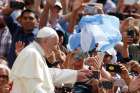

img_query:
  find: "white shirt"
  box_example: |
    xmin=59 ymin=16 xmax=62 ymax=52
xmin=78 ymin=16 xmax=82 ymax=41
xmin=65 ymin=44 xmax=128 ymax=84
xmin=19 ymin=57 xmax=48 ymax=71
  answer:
xmin=10 ymin=41 xmax=77 ymax=93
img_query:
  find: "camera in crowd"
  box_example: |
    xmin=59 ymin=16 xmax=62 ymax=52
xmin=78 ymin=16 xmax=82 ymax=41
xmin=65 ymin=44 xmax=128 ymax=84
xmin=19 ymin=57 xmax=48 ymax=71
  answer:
xmin=126 ymin=26 xmax=139 ymax=44
xmin=127 ymin=28 xmax=136 ymax=38
xmin=106 ymin=64 xmax=122 ymax=73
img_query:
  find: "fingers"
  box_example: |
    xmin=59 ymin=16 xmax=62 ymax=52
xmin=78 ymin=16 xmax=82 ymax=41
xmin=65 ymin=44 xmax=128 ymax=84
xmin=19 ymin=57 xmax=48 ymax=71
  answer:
xmin=94 ymin=56 xmax=100 ymax=69
xmin=15 ymin=41 xmax=25 ymax=55
xmin=119 ymin=64 xmax=129 ymax=76
xmin=86 ymin=56 xmax=101 ymax=70
xmin=120 ymin=64 xmax=126 ymax=71
xmin=77 ymin=69 xmax=93 ymax=82
xmin=16 ymin=41 xmax=25 ymax=47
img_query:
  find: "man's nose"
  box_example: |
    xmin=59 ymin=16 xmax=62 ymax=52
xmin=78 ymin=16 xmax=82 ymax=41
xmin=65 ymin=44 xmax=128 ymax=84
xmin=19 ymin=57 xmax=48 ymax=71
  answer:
xmin=25 ymin=18 xmax=31 ymax=22
xmin=0 ymin=77 xmax=5 ymax=82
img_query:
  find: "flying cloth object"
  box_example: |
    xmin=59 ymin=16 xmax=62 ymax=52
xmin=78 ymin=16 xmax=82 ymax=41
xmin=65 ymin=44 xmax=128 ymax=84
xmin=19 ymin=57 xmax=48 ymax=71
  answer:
xmin=67 ymin=33 xmax=81 ymax=51
xmin=79 ymin=14 xmax=122 ymax=52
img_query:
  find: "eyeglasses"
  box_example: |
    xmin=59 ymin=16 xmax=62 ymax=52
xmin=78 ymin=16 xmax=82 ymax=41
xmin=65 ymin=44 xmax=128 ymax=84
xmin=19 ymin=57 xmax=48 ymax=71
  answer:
xmin=0 ymin=75 xmax=9 ymax=81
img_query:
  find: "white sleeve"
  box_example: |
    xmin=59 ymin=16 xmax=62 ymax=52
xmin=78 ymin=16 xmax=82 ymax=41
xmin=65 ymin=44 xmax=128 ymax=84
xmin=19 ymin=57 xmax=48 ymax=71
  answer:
xmin=11 ymin=49 xmax=54 ymax=93
xmin=49 ymin=68 xmax=77 ymax=85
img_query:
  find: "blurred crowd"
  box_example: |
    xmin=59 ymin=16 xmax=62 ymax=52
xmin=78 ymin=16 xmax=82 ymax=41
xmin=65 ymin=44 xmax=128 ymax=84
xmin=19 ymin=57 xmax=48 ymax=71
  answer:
xmin=0 ymin=0 xmax=140 ymax=93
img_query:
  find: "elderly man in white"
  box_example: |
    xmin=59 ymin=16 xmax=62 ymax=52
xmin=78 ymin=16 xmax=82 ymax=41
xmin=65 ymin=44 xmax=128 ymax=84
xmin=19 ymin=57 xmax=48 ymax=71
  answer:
xmin=10 ymin=27 xmax=92 ymax=93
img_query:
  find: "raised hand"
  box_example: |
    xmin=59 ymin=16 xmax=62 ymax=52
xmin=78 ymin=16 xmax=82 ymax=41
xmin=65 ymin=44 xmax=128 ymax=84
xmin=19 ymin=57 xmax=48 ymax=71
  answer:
xmin=119 ymin=64 xmax=129 ymax=79
xmin=119 ymin=64 xmax=131 ymax=85
xmin=15 ymin=41 xmax=25 ymax=55
xmin=77 ymin=69 xmax=92 ymax=82
xmin=86 ymin=55 xmax=103 ymax=70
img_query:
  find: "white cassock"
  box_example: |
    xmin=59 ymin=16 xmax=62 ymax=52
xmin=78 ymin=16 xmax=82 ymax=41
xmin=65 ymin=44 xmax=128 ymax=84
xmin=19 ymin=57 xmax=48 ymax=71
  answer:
xmin=10 ymin=41 xmax=77 ymax=93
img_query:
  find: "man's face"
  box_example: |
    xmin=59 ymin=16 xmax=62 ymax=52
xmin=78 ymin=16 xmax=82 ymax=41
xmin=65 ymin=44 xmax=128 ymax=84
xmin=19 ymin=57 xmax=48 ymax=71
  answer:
xmin=20 ymin=12 xmax=37 ymax=32
xmin=52 ymin=6 xmax=61 ymax=15
xmin=68 ymin=52 xmax=84 ymax=70
xmin=103 ymin=53 xmax=112 ymax=64
xmin=42 ymin=36 xmax=59 ymax=57
xmin=73 ymin=59 xmax=84 ymax=70
xmin=59 ymin=36 xmax=64 ymax=45
xmin=0 ymin=68 xmax=8 ymax=86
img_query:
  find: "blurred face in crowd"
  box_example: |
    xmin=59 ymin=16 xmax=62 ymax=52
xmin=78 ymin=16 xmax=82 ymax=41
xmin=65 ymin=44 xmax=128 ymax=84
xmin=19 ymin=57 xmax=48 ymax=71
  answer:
xmin=24 ymin=0 xmax=34 ymax=9
xmin=103 ymin=53 xmax=112 ymax=64
xmin=120 ymin=17 xmax=140 ymax=44
xmin=52 ymin=6 xmax=61 ymax=16
xmin=57 ymin=31 xmax=64 ymax=46
xmin=125 ymin=27 xmax=140 ymax=45
xmin=0 ymin=67 xmax=10 ymax=93
xmin=41 ymin=35 xmax=59 ymax=58
xmin=0 ymin=15 xmax=6 ymax=29
xmin=0 ymin=68 xmax=9 ymax=87
xmin=68 ymin=52 xmax=84 ymax=70
xmin=59 ymin=35 xmax=64 ymax=45
xmin=73 ymin=59 xmax=84 ymax=70
xmin=20 ymin=12 xmax=37 ymax=32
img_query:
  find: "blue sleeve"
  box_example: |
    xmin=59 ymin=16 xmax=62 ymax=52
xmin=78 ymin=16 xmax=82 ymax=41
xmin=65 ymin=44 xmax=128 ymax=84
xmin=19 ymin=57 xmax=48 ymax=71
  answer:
xmin=4 ymin=16 xmax=19 ymax=36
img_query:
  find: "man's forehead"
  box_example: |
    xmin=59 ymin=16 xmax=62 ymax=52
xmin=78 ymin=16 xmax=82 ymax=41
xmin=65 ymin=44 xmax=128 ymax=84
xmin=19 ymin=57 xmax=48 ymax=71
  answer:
xmin=22 ymin=12 xmax=36 ymax=17
xmin=0 ymin=68 xmax=8 ymax=75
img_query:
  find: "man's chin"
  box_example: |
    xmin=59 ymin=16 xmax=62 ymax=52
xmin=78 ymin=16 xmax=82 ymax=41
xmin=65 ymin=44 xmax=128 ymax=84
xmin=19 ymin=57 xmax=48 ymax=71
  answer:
xmin=127 ymin=42 xmax=133 ymax=45
xmin=24 ymin=29 xmax=34 ymax=33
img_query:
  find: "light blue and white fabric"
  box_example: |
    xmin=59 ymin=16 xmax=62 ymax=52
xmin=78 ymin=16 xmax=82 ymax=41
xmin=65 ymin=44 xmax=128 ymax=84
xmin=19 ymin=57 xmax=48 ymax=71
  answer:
xmin=67 ymin=33 xmax=81 ymax=51
xmin=79 ymin=14 xmax=122 ymax=52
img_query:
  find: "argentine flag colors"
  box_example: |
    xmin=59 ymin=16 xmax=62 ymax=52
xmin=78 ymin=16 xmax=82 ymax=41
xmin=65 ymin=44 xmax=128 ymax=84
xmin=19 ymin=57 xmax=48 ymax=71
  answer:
xmin=68 ymin=14 xmax=122 ymax=52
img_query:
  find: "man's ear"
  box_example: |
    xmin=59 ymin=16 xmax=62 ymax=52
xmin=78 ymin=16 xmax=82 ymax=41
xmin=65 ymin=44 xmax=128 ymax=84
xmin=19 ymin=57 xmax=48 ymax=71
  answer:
xmin=34 ymin=18 xmax=39 ymax=28
xmin=16 ymin=15 xmax=22 ymax=23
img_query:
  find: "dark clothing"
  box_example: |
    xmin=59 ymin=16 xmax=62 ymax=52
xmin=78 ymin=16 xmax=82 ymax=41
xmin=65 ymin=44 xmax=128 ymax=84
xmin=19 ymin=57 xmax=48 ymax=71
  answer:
xmin=5 ymin=16 xmax=36 ymax=68
xmin=0 ymin=27 xmax=11 ymax=58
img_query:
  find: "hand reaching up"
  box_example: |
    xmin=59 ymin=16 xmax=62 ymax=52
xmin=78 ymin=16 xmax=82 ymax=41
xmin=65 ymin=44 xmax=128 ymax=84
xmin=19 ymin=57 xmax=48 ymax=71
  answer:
xmin=15 ymin=41 xmax=25 ymax=55
xmin=77 ymin=69 xmax=93 ymax=82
